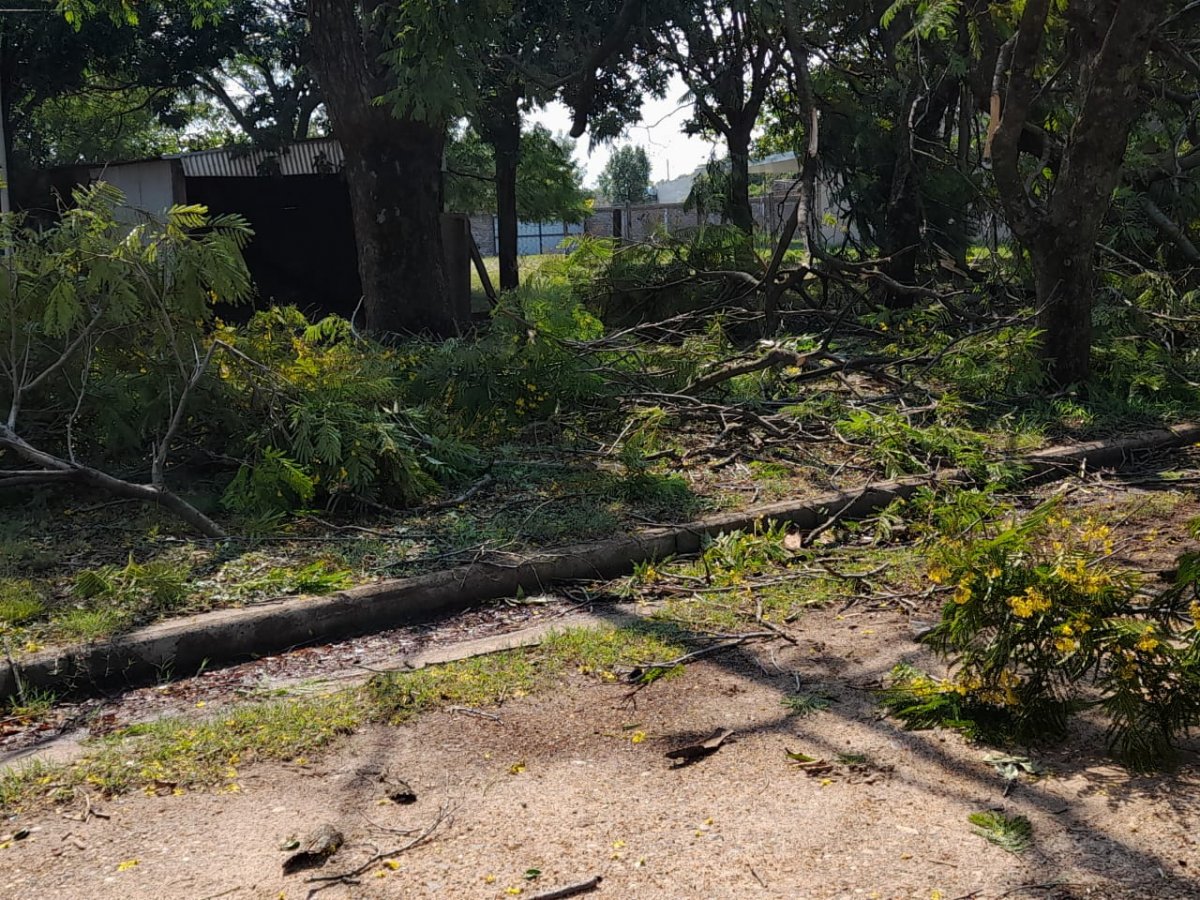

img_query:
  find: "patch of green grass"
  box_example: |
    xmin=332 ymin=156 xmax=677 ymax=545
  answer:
xmin=3 ymin=686 xmax=57 ymax=719
xmin=781 ymin=691 xmax=833 ymax=716
xmin=619 ymin=472 xmax=702 ymax=521
xmin=497 ymin=498 xmax=621 ymax=544
xmin=53 ymin=607 xmax=131 ymax=643
xmin=0 ymin=580 xmax=45 ymax=625
xmin=1 ymin=694 xmax=360 ymax=810
xmin=366 ymin=624 xmax=686 ymax=722
xmin=968 ymin=810 xmax=1033 ymax=854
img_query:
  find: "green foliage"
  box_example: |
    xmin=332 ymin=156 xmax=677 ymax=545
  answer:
xmin=217 ymin=307 xmax=474 ymax=514
xmin=73 ymin=554 xmax=191 ymax=612
xmin=702 ymin=523 xmax=792 ymax=583
xmin=967 ymin=810 xmax=1033 ymax=854
xmin=446 ymin=124 xmax=591 ymax=223
xmin=0 ymin=581 xmax=46 ymax=626
xmin=598 ymin=144 xmax=652 ymax=206
xmin=781 ymin=691 xmax=832 ymax=717
xmin=896 ymin=504 xmax=1200 ymax=769
xmin=836 ymin=409 xmax=1000 ymax=480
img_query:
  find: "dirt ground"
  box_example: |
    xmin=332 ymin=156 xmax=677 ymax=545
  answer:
xmin=2 ymin=599 xmax=1198 ymax=900
xmin=4 ymin=461 xmax=1200 ymax=900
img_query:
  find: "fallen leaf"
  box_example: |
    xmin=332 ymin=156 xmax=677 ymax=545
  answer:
xmin=117 ymin=859 xmax=139 ymax=872
xmin=509 ymin=761 xmax=526 ymax=775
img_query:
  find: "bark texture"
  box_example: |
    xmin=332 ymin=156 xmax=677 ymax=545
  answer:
xmin=308 ymin=0 xmax=459 ymax=337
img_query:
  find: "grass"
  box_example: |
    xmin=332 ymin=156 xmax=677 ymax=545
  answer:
xmin=0 ymin=580 xmax=45 ymax=625
xmin=0 ymin=624 xmax=686 ymax=812
xmin=781 ymin=691 xmax=833 ymax=717
xmin=470 ymin=253 xmax=559 ymax=309
xmin=968 ymin=810 xmax=1034 ymax=854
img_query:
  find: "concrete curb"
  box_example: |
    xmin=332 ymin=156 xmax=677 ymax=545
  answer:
xmin=4 ymin=422 xmax=1197 ymax=701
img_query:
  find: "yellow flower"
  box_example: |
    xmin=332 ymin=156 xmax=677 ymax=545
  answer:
xmin=1189 ymin=600 xmax=1200 ymax=628
xmin=1054 ymin=636 xmax=1078 ymax=654
xmin=928 ymin=564 xmax=951 ymax=585
xmin=1008 ymin=586 xmax=1051 ymax=618
xmin=953 ymin=582 xmax=973 ymax=605
xmin=1135 ymin=633 xmax=1160 ymax=654
xmin=985 ymin=565 xmax=1002 ymax=580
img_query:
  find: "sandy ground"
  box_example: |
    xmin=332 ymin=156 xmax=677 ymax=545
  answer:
xmin=2 ymin=600 xmax=1197 ymax=900
xmin=3 ymin=462 xmax=1200 ymax=900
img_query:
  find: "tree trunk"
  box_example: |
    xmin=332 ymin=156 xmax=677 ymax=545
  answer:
xmin=308 ymin=0 xmax=458 ymax=337
xmin=727 ymin=127 xmax=755 ymax=234
xmin=991 ymin=0 xmax=1164 ymax=386
xmin=1032 ymin=240 xmax=1094 ymax=387
xmin=481 ymin=91 xmax=522 ymax=292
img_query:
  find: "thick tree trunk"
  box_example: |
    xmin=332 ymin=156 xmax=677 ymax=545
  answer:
xmin=727 ymin=127 xmax=755 ymax=235
xmin=308 ymin=0 xmax=458 ymax=337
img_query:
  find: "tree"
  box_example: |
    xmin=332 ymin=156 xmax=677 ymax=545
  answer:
xmin=306 ymin=0 xmax=462 ymax=337
xmin=1 ymin=1 xmax=244 ymax=192
xmin=446 ymin=125 xmax=590 ymax=226
xmin=989 ymin=0 xmax=1166 ymax=386
xmin=191 ymin=0 xmax=326 ymax=149
xmin=657 ymin=0 xmax=782 ymax=233
xmin=466 ymin=0 xmax=669 ymax=290
xmin=599 ymin=144 xmax=652 ymax=206
xmin=0 ymin=184 xmax=252 ymax=537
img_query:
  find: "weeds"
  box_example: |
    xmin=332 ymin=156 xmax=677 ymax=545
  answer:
xmin=968 ymin=811 xmax=1033 ymax=854
xmin=781 ymin=692 xmax=832 ymax=716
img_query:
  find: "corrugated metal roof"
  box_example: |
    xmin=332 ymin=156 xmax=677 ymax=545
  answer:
xmin=170 ymin=138 xmax=345 ymax=178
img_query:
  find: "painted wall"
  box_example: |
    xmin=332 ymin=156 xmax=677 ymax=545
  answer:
xmin=87 ymin=160 xmax=183 ymax=224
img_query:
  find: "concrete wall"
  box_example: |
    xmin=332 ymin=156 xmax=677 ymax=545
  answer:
xmin=584 ymin=179 xmax=855 ymax=248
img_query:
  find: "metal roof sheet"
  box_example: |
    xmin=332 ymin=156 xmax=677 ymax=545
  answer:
xmin=171 ymin=138 xmax=345 ymax=178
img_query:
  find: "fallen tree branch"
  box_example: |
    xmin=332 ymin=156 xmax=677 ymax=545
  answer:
xmin=527 ymin=876 xmax=603 ymax=900
xmin=684 ymin=347 xmax=812 ymax=394
xmin=0 ymin=422 xmax=226 ymax=538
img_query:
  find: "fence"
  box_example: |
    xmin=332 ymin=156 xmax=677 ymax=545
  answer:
xmin=467 ymin=216 xmax=584 ymax=257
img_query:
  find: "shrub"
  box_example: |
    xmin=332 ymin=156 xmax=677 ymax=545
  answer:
xmin=216 ymin=307 xmax=477 ymax=516
xmin=889 ymin=502 xmax=1200 ymax=769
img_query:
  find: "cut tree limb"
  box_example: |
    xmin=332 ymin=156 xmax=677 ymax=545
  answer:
xmin=0 ymin=423 xmax=226 ymax=538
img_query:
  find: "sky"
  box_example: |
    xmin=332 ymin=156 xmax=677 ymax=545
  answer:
xmin=527 ymin=74 xmax=721 ymax=188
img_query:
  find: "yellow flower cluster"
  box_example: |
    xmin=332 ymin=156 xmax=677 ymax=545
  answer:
xmin=1190 ymin=601 xmax=1200 ymax=629
xmin=1052 ymin=557 xmax=1112 ymax=596
xmin=1053 ymin=623 xmax=1079 ymax=653
xmin=958 ymin=669 xmax=1022 ymax=707
xmin=1008 ymin=586 xmax=1052 ymax=618
xmin=928 ymin=563 xmax=951 ymax=585
xmin=1135 ymin=632 xmax=1160 ymax=654
xmin=953 ymin=573 xmax=975 ymax=605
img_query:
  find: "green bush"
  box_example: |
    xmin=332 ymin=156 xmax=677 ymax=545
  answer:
xmin=889 ymin=502 xmax=1200 ymax=769
xmin=216 ymin=307 xmax=477 ymax=516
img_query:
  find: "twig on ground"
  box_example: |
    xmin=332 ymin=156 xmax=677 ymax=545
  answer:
xmin=304 ymin=805 xmax=452 ymax=894
xmin=416 ymin=474 xmax=496 ymax=513
xmin=625 ymin=633 xmax=776 ymax=688
xmin=527 ymin=875 xmax=603 ymax=900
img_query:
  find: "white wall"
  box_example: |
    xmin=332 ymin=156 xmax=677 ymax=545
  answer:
xmin=87 ymin=160 xmax=181 ymax=224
